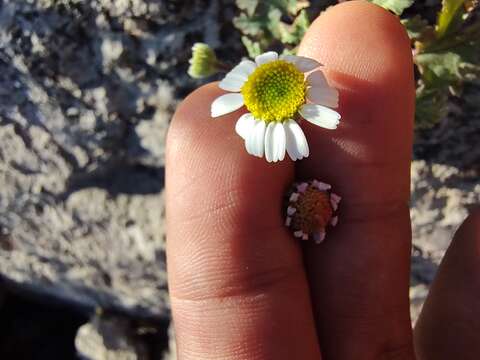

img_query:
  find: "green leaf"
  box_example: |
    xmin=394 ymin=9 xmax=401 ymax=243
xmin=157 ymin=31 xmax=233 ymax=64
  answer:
xmin=241 ymin=36 xmax=262 ymax=58
xmin=415 ymin=86 xmax=449 ymax=129
xmin=233 ymin=13 xmax=264 ymax=36
xmin=279 ymin=9 xmax=310 ymax=44
xmin=266 ymin=7 xmax=283 ymax=39
xmin=415 ymin=86 xmax=449 ymax=128
xmin=436 ymin=0 xmax=466 ymax=39
xmin=401 ymin=15 xmax=434 ymax=42
xmin=265 ymin=0 xmax=309 ymax=16
xmin=368 ymin=0 xmax=414 ymax=16
xmin=281 ymin=47 xmax=299 ymax=56
xmin=416 ymin=52 xmax=463 ymax=86
xmin=236 ymin=0 xmax=259 ymax=16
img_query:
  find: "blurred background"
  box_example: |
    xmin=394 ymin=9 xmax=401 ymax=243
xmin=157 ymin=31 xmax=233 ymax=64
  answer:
xmin=0 ymin=0 xmax=478 ymax=359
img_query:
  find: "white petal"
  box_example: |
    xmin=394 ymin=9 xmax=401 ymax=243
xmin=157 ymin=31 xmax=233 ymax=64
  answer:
xmin=330 ymin=198 xmax=338 ymax=211
xmin=224 ymin=72 xmax=248 ymax=82
xmin=294 ymin=231 xmax=304 ymax=238
xmin=297 ymin=182 xmax=308 ymax=193
xmin=219 ymin=74 xmax=247 ymax=92
xmin=285 ymin=217 xmax=291 ymax=226
xmin=211 ymin=93 xmax=244 ymax=117
xmin=299 ymin=104 xmax=341 ymax=130
xmin=284 ymin=120 xmax=309 ymax=161
xmin=235 ymin=113 xmax=255 ymax=139
xmin=330 ymin=216 xmax=338 ymax=227
xmin=272 ymin=122 xmax=286 ymax=162
xmin=264 ymin=122 xmax=276 ymax=162
xmin=230 ymin=60 xmax=257 ymax=79
xmin=306 ymin=71 xmax=329 ymax=87
xmin=280 ymin=54 xmax=321 ymax=72
xmin=312 ymin=180 xmax=331 ymax=191
xmin=307 ymin=87 xmax=339 ymax=108
xmin=255 ymin=51 xmax=278 ymax=66
xmin=313 ymin=231 xmax=326 ymax=244
xmin=331 ymin=193 xmax=342 ymax=203
xmin=246 ymin=120 xmax=266 ymax=157
xmin=289 ymin=192 xmax=299 ymax=202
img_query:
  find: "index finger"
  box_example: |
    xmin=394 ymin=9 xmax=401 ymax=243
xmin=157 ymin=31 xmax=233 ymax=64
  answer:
xmin=166 ymin=84 xmax=321 ymax=359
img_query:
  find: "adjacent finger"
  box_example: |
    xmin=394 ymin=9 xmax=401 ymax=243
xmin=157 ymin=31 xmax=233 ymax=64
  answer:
xmin=297 ymin=1 xmax=415 ymax=359
xmin=166 ymin=84 xmax=321 ymax=359
xmin=414 ymin=209 xmax=480 ymax=360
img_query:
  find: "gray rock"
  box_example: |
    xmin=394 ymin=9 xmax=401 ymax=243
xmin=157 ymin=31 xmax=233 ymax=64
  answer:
xmin=409 ymin=88 xmax=480 ymax=322
xmin=163 ymin=323 xmax=177 ymax=360
xmin=75 ymin=314 xmax=149 ymax=360
xmin=409 ymin=284 xmax=429 ymax=324
xmin=0 ymin=0 xmax=237 ymax=320
xmin=411 ymin=160 xmax=480 ymax=260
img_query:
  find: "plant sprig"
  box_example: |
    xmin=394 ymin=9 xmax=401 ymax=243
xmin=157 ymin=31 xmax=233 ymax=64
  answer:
xmin=233 ymin=0 xmax=313 ymax=57
xmin=188 ymin=0 xmax=480 ymax=130
xmin=403 ymin=0 xmax=480 ymax=128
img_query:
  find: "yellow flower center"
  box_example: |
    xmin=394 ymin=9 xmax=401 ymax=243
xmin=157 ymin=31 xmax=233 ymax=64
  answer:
xmin=241 ymin=60 xmax=306 ymax=123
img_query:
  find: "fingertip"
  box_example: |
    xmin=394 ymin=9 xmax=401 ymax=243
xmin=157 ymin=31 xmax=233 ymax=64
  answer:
xmin=166 ymin=85 xmax=319 ymax=360
xmin=301 ymin=1 xmax=412 ymax=84
xmin=167 ymin=83 xmax=232 ymax=165
xmin=167 ymin=82 xmax=293 ymax=208
xmin=297 ymin=0 xmax=415 ymax=205
xmin=166 ymin=82 xmax=296 ymax=287
xmin=300 ymin=4 xmax=412 ymax=208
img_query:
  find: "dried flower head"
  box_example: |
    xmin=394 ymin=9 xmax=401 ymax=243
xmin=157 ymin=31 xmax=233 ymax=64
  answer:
xmin=285 ymin=180 xmax=340 ymax=243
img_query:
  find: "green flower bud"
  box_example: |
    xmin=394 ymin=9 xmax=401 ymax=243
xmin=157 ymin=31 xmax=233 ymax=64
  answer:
xmin=188 ymin=43 xmax=219 ymax=79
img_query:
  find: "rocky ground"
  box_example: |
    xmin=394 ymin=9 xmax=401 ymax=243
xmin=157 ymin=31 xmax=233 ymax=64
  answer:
xmin=0 ymin=0 xmax=478 ymax=359
xmin=410 ymin=88 xmax=480 ymax=320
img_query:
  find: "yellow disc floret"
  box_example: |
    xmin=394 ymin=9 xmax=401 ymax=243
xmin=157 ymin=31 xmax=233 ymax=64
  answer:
xmin=241 ymin=60 xmax=306 ymax=123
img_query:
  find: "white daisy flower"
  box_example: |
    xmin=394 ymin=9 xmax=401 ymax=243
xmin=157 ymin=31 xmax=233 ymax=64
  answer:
xmin=210 ymin=51 xmax=341 ymax=163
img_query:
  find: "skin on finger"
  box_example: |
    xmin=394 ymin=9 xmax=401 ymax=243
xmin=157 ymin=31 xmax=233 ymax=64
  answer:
xmin=414 ymin=209 xmax=480 ymax=360
xmin=297 ymin=1 xmax=415 ymax=359
xmin=166 ymin=84 xmax=321 ymax=359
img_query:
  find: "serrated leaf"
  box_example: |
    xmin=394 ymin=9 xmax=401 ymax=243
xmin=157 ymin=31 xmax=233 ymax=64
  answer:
xmin=241 ymin=36 xmax=262 ymax=58
xmin=266 ymin=7 xmax=283 ymax=38
xmin=281 ymin=47 xmax=298 ymax=56
xmin=285 ymin=0 xmax=310 ymax=14
xmin=436 ymin=0 xmax=466 ymax=39
xmin=233 ymin=13 xmax=264 ymax=36
xmin=236 ymin=0 xmax=259 ymax=16
xmin=279 ymin=9 xmax=310 ymax=44
xmin=401 ymin=15 xmax=434 ymax=42
xmin=415 ymin=86 xmax=449 ymax=129
xmin=368 ymin=0 xmax=414 ymax=16
xmin=416 ymin=52 xmax=463 ymax=86
xmin=293 ymin=0 xmax=311 ymax=14
xmin=269 ymin=0 xmax=295 ymax=15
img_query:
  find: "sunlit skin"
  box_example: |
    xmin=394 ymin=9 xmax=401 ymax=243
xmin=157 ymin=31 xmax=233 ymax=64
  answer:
xmin=166 ymin=1 xmax=480 ymax=359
